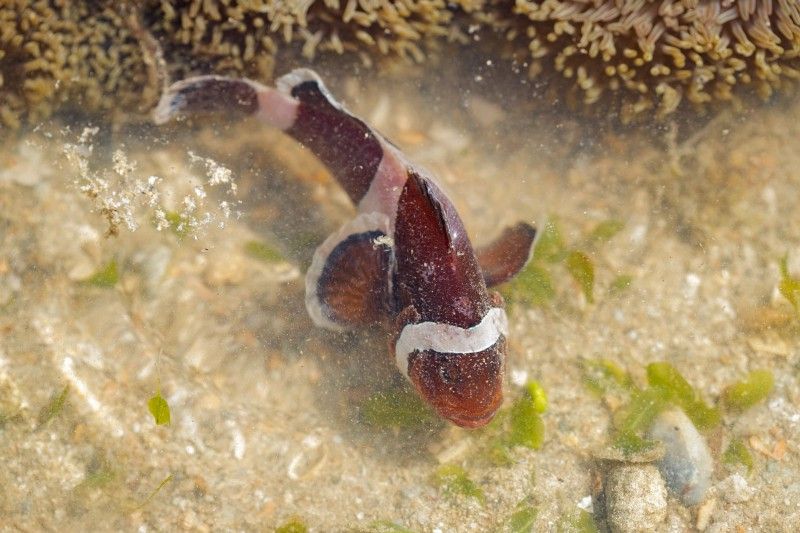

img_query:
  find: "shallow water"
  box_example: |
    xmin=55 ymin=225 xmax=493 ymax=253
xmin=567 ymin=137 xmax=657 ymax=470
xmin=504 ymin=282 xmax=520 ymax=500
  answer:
xmin=1 ymin=55 xmax=800 ymax=532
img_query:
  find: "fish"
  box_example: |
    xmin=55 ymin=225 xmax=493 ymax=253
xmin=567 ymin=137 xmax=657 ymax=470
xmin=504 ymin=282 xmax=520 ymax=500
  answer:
xmin=154 ymin=69 xmax=537 ymax=428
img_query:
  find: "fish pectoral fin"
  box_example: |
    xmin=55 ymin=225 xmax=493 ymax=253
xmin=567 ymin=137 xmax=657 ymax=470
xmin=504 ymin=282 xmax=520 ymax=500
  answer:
xmin=476 ymin=222 xmax=537 ymax=287
xmin=305 ymin=214 xmax=394 ymax=330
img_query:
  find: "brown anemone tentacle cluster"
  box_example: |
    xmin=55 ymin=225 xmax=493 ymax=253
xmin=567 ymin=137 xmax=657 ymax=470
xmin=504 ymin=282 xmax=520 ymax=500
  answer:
xmin=499 ymin=0 xmax=800 ymax=120
xmin=2 ymin=0 xmax=799 ymax=132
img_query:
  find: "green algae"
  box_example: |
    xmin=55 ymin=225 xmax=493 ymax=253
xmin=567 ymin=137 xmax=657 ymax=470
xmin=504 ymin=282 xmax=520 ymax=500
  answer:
xmin=612 ymin=387 xmax=666 ymax=454
xmin=722 ymin=370 xmax=774 ymax=412
xmin=245 ymin=240 xmax=285 ymax=263
xmin=557 ymin=510 xmax=600 ymax=533
xmin=587 ymin=219 xmax=624 ymax=244
xmin=508 ymin=382 xmax=547 ymax=450
xmin=609 ymin=274 xmax=633 ymax=294
xmin=502 ymin=218 xmax=625 ymax=306
xmin=434 ymin=464 xmax=485 ymax=503
xmin=502 ymin=263 xmax=556 ymax=306
xmin=275 ymin=517 xmax=308 ymax=533
xmin=163 ymin=210 xmax=191 ymax=239
xmin=581 ymin=359 xmax=634 ymax=396
xmin=566 ymin=251 xmax=595 ymax=303
xmin=36 ymin=384 xmax=70 ymax=428
xmin=147 ymin=392 xmax=171 ymax=426
xmin=130 ymin=473 xmax=174 ymax=513
xmin=535 ymin=220 xmax=567 ymax=263
xmin=83 ymin=260 xmax=119 ymax=288
xmin=496 ymin=499 xmax=538 ymax=533
xmin=723 ymin=438 xmax=754 ymax=473
xmin=646 ymin=362 xmax=720 ymax=430
xmin=367 ymin=520 xmax=418 ymax=533
xmin=360 ymin=387 xmax=438 ymax=430
xmin=779 ymin=255 xmax=800 ymax=315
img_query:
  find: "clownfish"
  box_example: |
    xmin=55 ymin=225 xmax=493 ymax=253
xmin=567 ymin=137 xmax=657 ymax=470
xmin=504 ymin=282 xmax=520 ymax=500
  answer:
xmin=154 ymin=69 xmax=537 ymax=428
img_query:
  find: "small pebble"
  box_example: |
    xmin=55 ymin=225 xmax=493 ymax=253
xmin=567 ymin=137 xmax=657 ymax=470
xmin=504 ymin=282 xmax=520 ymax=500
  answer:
xmin=696 ymin=497 xmax=716 ymax=531
xmin=718 ymin=473 xmax=755 ymax=503
xmin=647 ymin=408 xmax=713 ymax=505
xmin=605 ymin=464 xmax=668 ymax=533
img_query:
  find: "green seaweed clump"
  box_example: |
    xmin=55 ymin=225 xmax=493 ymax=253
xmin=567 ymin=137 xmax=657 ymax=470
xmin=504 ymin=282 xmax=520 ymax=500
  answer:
xmin=83 ymin=260 xmax=119 ymax=288
xmin=367 ymin=520 xmax=417 ymax=533
xmin=612 ymin=387 xmax=666 ymax=454
xmin=497 ymin=499 xmax=538 ymax=533
xmin=608 ymin=362 xmax=720 ymax=454
xmin=779 ymin=255 xmax=800 ymax=316
xmin=722 ymin=370 xmax=774 ymax=412
xmin=565 ymin=251 xmax=595 ymax=304
xmin=501 ymin=218 xmax=624 ymax=307
xmin=275 ymin=517 xmax=308 ymax=533
xmin=147 ymin=392 xmax=171 ymax=426
xmin=609 ymin=274 xmax=633 ymax=294
xmin=360 ymin=388 xmax=438 ymax=430
xmin=582 ymin=359 xmax=634 ymax=396
xmin=723 ymin=438 xmax=754 ymax=473
xmin=245 ymin=240 xmax=285 ymax=263
xmin=557 ymin=510 xmax=600 ymax=533
xmin=433 ymin=464 xmax=485 ymax=503
xmin=507 ymin=381 xmax=547 ymax=450
xmin=37 ymin=384 xmax=70 ymax=428
xmin=646 ymin=362 xmax=720 ymax=430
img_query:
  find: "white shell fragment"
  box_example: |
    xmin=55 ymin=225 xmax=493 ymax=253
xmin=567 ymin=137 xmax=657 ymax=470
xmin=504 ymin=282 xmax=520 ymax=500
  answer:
xmin=605 ymin=464 xmax=668 ymax=533
xmin=647 ymin=408 xmax=714 ymax=506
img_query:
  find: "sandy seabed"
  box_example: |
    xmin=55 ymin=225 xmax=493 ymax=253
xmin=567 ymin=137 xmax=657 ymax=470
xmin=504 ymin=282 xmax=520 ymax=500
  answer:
xmin=1 ymin=59 xmax=799 ymax=532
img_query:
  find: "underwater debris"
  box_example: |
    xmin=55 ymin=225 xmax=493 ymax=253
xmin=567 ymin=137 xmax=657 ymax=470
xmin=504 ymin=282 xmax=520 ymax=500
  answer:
xmin=4 ymin=0 xmax=800 ymax=133
xmin=130 ymin=473 xmax=174 ymax=513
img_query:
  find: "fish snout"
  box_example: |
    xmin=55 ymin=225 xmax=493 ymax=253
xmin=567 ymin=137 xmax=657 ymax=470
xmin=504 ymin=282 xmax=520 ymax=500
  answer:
xmin=407 ymin=339 xmax=505 ymax=428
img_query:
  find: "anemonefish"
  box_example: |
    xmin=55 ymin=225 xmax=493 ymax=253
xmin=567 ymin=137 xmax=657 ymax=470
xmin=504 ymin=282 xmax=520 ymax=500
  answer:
xmin=154 ymin=69 xmax=537 ymax=428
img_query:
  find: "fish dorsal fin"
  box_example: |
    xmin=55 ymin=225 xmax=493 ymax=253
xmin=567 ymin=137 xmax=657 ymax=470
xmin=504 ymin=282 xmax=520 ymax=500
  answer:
xmin=476 ymin=222 xmax=537 ymax=287
xmin=305 ymin=213 xmax=393 ymax=330
xmin=394 ymin=172 xmax=489 ymax=327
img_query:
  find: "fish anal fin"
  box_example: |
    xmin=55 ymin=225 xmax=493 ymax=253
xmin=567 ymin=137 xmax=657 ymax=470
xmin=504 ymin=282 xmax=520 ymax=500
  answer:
xmin=477 ymin=222 xmax=537 ymax=287
xmin=312 ymin=230 xmax=393 ymax=328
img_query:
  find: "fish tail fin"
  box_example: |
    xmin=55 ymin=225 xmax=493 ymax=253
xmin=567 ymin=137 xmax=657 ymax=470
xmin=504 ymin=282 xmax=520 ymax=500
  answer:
xmin=153 ymin=75 xmax=296 ymax=129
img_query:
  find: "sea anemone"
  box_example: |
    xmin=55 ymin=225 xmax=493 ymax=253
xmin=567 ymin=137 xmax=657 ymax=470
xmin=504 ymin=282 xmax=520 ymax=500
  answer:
xmin=2 ymin=0 xmax=799 ymax=132
xmin=491 ymin=0 xmax=800 ymax=121
xmin=0 ymin=1 xmax=149 ymax=130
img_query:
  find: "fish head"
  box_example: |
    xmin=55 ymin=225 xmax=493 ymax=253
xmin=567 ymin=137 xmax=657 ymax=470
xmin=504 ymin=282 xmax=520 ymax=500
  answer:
xmin=406 ymin=339 xmax=505 ymax=428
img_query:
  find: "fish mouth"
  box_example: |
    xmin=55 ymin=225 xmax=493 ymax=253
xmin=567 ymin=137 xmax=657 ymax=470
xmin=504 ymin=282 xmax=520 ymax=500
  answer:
xmin=445 ymin=409 xmax=499 ymax=429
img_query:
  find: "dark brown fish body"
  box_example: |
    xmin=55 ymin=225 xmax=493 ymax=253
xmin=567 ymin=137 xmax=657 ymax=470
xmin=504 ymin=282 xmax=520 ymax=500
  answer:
xmin=155 ymin=69 xmax=536 ymax=428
